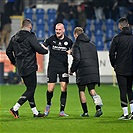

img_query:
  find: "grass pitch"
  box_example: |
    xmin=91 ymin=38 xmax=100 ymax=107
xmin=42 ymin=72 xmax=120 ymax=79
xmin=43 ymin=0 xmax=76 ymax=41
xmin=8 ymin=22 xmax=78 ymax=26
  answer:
xmin=0 ymin=84 xmax=133 ymax=133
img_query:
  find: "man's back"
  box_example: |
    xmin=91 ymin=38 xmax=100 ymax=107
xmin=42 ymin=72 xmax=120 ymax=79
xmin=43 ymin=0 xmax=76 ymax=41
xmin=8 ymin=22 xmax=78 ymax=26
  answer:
xmin=6 ymin=30 xmax=48 ymax=76
xmin=109 ymin=27 xmax=133 ymax=75
xmin=72 ymin=33 xmax=100 ymax=85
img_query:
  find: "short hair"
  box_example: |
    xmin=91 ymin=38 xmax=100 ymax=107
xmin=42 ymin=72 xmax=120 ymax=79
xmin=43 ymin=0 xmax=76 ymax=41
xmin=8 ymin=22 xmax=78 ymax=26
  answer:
xmin=74 ymin=27 xmax=84 ymax=35
xmin=22 ymin=18 xmax=32 ymax=28
xmin=118 ymin=17 xmax=128 ymax=27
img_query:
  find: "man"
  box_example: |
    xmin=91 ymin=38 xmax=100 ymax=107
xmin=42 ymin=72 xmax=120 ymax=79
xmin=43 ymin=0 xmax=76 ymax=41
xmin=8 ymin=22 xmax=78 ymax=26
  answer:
xmin=70 ymin=27 xmax=103 ymax=117
xmin=6 ymin=18 xmax=48 ymax=118
xmin=43 ymin=23 xmax=73 ymax=116
xmin=109 ymin=17 xmax=133 ymax=120
xmin=0 ymin=12 xmax=12 ymax=49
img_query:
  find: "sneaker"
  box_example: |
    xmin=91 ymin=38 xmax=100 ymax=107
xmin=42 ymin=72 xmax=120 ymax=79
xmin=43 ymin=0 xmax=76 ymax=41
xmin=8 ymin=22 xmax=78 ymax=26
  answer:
xmin=94 ymin=109 xmax=103 ymax=117
xmin=10 ymin=108 xmax=19 ymax=118
xmin=80 ymin=113 xmax=89 ymax=117
xmin=128 ymin=112 xmax=133 ymax=120
xmin=59 ymin=111 xmax=69 ymax=117
xmin=118 ymin=114 xmax=129 ymax=120
xmin=44 ymin=103 xmax=51 ymax=116
xmin=34 ymin=112 xmax=45 ymax=118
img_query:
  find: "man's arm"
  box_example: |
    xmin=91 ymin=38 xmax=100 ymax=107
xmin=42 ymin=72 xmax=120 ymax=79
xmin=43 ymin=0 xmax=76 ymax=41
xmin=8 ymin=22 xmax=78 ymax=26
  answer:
xmin=109 ymin=37 xmax=117 ymax=67
xmin=29 ymin=34 xmax=48 ymax=54
xmin=70 ymin=45 xmax=81 ymax=73
xmin=6 ymin=39 xmax=16 ymax=65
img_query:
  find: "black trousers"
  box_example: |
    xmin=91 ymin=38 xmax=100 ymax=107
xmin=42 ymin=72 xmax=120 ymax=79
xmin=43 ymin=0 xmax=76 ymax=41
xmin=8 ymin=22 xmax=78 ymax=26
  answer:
xmin=18 ymin=71 xmax=37 ymax=108
xmin=116 ymin=74 xmax=133 ymax=107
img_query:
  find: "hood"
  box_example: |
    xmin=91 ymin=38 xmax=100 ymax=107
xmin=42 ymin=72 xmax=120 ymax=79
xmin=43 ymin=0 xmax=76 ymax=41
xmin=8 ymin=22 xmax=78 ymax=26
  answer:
xmin=120 ymin=27 xmax=132 ymax=35
xmin=76 ymin=33 xmax=90 ymax=43
xmin=14 ymin=30 xmax=31 ymax=43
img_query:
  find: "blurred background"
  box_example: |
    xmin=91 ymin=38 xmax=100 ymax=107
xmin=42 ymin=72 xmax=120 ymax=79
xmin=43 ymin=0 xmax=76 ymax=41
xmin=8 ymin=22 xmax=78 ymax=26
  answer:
xmin=0 ymin=0 xmax=133 ymax=85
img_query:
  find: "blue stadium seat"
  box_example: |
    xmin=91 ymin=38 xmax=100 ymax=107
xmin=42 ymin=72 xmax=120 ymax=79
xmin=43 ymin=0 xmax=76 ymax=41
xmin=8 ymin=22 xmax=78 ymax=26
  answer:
xmin=95 ymin=36 xmax=104 ymax=50
xmin=86 ymin=19 xmax=91 ymax=26
xmin=47 ymin=8 xmax=56 ymax=23
xmin=85 ymin=19 xmax=92 ymax=37
xmin=106 ymin=41 xmax=111 ymax=50
xmin=106 ymin=29 xmax=115 ymax=39
xmin=93 ymin=19 xmax=103 ymax=31
xmin=69 ymin=19 xmax=76 ymax=41
xmin=63 ymin=19 xmax=69 ymax=36
xmin=36 ymin=29 xmax=45 ymax=39
xmin=36 ymin=24 xmax=45 ymax=39
xmin=46 ymin=8 xmax=56 ymax=37
xmin=36 ymin=18 xmax=45 ymax=25
xmin=105 ymin=19 xmax=114 ymax=25
xmin=24 ymin=8 xmax=33 ymax=20
xmin=86 ymin=19 xmax=91 ymax=30
xmin=105 ymin=19 xmax=114 ymax=31
xmin=85 ymin=29 xmax=92 ymax=38
xmin=47 ymin=23 xmax=55 ymax=37
xmin=94 ymin=29 xmax=103 ymax=37
xmin=36 ymin=8 xmax=45 ymax=20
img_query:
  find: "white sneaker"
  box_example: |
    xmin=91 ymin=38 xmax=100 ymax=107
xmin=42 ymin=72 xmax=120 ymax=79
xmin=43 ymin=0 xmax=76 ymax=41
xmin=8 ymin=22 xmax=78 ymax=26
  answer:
xmin=128 ymin=112 xmax=133 ymax=120
xmin=59 ymin=111 xmax=69 ymax=117
xmin=118 ymin=114 xmax=129 ymax=120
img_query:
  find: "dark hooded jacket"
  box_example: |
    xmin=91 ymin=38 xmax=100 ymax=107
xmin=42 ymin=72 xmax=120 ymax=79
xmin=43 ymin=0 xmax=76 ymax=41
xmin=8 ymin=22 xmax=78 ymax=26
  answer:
xmin=70 ymin=33 xmax=100 ymax=85
xmin=109 ymin=27 xmax=133 ymax=75
xmin=6 ymin=30 xmax=48 ymax=76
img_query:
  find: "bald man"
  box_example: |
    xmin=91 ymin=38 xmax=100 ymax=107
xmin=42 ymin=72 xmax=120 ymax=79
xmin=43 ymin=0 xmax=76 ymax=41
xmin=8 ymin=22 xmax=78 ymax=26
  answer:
xmin=43 ymin=23 xmax=73 ymax=116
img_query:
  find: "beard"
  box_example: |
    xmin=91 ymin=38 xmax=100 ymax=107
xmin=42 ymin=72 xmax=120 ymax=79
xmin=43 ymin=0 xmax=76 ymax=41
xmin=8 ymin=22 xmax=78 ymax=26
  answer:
xmin=56 ymin=33 xmax=64 ymax=39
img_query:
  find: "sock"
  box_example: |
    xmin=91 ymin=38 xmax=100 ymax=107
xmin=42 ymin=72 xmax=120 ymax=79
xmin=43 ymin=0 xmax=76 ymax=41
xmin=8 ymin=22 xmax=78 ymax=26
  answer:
xmin=122 ymin=107 xmax=128 ymax=116
xmin=81 ymin=103 xmax=88 ymax=113
xmin=29 ymin=101 xmax=36 ymax=108
xmin=60 ymin=91 xmax=67 ymax=112
xmin=13 ymin=103 xmax=21 ymax=111
xmin=47 ymin=90 xmax=53 ymax=105
xmin=96 ymin=105 xmax=101 ymax=111
xmin=31 ymin=107 xmax=39 ymax=115
xmin=130 ymin=103 xmax=133 ymax=113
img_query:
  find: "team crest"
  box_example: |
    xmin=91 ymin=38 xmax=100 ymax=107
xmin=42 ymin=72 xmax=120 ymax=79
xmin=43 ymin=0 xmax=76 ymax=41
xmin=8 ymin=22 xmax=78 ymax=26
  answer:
xmin=64 ymin=41 xmax=68 ymax=46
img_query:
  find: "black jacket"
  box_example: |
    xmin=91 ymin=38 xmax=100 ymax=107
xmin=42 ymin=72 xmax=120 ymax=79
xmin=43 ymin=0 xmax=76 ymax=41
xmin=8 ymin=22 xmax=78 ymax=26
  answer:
xmin=70 ymin=33 xmax=100 ymax=85
xmin=109 ymin=27 xmax=133 ymax=75
xmin=6 ymin=30 xmax=48 ymax=76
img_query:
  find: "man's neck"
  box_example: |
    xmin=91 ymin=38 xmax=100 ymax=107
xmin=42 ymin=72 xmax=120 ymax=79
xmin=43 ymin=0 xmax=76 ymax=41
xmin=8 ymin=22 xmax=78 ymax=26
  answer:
xmin=22 ymin=27 xmax=30 ymax=32
xmin=58 ymin=35 xmax=64 ymax=40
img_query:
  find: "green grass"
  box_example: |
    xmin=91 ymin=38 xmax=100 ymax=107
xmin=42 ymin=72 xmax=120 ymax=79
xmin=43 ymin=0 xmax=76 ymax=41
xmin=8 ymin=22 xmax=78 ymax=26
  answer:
xmin=0 ymin=84 xmax=133 ymax=133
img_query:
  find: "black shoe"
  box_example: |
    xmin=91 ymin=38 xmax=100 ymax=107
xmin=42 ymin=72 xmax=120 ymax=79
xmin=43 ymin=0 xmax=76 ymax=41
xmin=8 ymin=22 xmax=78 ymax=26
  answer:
xmin=80 ymin=113 xmax=89 ymax=117
xmin=34 ymin=112 xmax=45 ymax=118
xmin=94 ymin=109 xmax=103 ymax=117
xmin=118 ymin=114 xmax=129 ymax=120
xmin=129 ymin=112 xmax=133 ymax=120
xmin=10 ymin=108 xmax=19 ymax=118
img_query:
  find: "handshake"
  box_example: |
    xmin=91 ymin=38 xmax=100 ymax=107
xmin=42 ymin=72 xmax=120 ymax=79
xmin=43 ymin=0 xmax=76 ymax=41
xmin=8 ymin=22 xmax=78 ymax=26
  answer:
xmin=68 ymin=70 xmax=74 ymax=75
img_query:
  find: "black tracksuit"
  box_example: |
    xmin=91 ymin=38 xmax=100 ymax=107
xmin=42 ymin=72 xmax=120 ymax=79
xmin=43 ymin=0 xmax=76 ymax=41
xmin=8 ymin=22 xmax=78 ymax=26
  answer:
xmin=70 ymin=33 xmax=100 ymax=86
xmin=109 ymin=27 xmax=133 ymax=107
xmin=6 ymin=30 xmax=48 ymax=107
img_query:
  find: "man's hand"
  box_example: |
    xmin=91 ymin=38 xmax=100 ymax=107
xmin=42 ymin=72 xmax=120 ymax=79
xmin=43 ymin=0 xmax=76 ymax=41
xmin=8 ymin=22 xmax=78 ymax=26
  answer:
xmin=68 ymin=70 xmax=73 ymax=75
xmin=66 ymin=49 xmax=72 ymax=55
xmin=40 ymin=44 xmax=48 ymax=50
